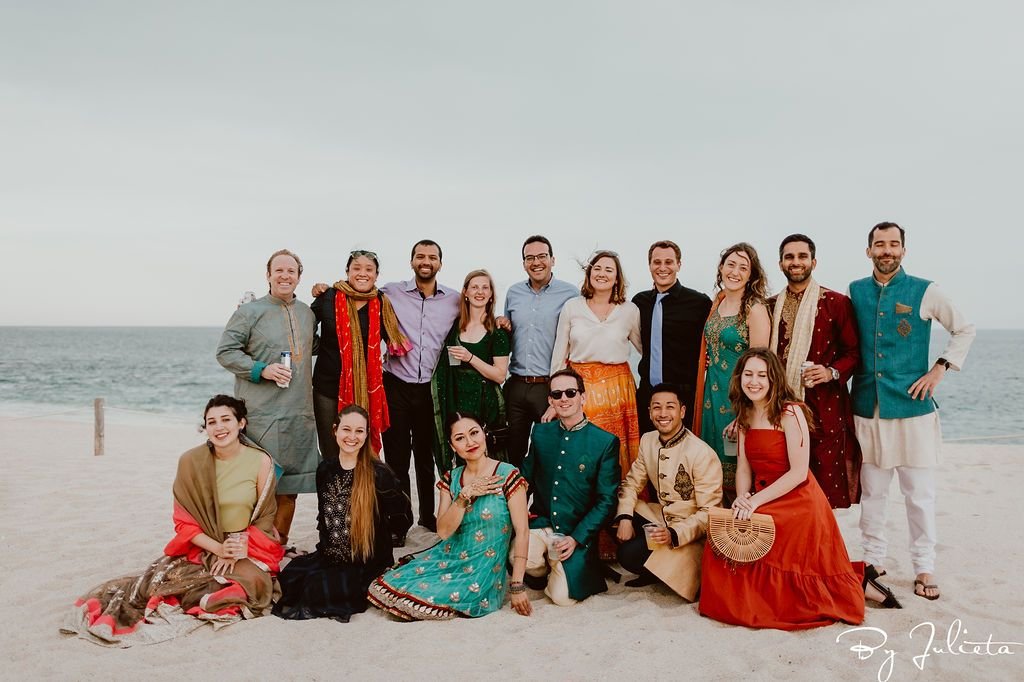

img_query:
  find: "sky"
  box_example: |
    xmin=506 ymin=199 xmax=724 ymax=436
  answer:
xmin=2 ymin=1 xmax=1022 ymax=328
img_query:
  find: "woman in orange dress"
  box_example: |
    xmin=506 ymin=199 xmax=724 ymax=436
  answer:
xmin=699 ymin=348 xmax=897 ymax=630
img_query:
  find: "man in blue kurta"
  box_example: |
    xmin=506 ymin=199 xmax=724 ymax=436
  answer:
xmin=521 ymin=369 xmax=620 ymax=605
xmin=849 ymin=222 xmax=975 ymax=602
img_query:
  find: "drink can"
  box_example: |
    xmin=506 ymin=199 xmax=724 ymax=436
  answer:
xmin=277 ymin=351 xmax=291 ymax=388
xmin=801 ymin=361 xmax=814 ymax=387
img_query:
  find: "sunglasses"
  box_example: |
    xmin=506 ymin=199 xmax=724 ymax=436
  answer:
xmin=350 ymin=249 xmax=378 ymax=259
xmin=548 ymin=388 xmax=580 ymax=399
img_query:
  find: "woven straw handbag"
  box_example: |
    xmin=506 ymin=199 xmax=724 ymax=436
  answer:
xmin=707 ymin=506 xmax=776 ymax=563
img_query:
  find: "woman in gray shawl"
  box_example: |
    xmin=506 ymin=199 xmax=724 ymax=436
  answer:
xmin=217 ymin=248 xmax=319 ymax=548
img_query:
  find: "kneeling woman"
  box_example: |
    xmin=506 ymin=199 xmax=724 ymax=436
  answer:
xmin=699 ymin=349 xmax=893 ymax=631
xmin=369 ymin=413 xmax=532 ymax=619
xmin=274 ymin=404 xmax=412 ymax=622
xmin=63 ymin=395 xmax=284 ymax=646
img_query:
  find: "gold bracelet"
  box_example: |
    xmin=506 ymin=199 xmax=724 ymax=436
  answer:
xmin=455 ymin=493 xmax=471 ymax=509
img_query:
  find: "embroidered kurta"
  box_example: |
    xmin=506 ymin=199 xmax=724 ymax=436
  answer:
xmin=768 ymin=286 xmax=862 ymax=507
xmin=615 ymin=429 xmax=723 ymax=600
xmin=522 ymin=419 xmax=620 ymax=601
xmin=217 ymin=294 xmax=319 ymax=494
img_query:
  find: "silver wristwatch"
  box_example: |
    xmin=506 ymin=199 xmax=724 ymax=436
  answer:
xmin=829 ymin=367 xmax=840 ymax=381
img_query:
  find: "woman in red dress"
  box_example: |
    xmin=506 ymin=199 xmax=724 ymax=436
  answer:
xmin=699 ymin=348 xmax=897 ymax=630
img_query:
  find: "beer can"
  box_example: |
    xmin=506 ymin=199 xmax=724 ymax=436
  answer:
xmin=277 ymin=351 xmax=291 ymax=388
xmin=801 ymin=361 xmax=814 ymax=387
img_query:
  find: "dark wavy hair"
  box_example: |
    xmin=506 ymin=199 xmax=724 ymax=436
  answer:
xmin=549 ymin=368 xmax=585 ymax=393
xmin=201 ymin=394 xmax=247 ymax=428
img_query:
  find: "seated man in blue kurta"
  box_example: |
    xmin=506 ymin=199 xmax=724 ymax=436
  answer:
xmin=521 ymin=368 xmax=621 ymax=605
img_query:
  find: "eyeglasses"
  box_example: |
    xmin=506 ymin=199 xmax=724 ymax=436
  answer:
xmin=523 ymin=253 xmax=550 ymax=263
xmin=350 ymin=250 xmax=378 ymax=259
xmin=548 ymin=388 xmax=580 ymax=399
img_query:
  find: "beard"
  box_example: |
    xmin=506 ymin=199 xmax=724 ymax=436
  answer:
xmin=784 ymin=268 xmax=811 ymax=284
xmin=414 ymin=266 xmax=438 ymax=282
xmin=872 ymin=255 xmax=902 ymax=275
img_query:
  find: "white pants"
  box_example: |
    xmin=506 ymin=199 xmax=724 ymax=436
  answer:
xmin=859 ymin=462 xmax=937 ymax=575
xmin=525 ymin=528 xmax=577 ymax=606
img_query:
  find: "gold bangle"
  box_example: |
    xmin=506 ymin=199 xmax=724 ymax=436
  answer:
xmin=455 ymin=493 xmax=471 ymax=509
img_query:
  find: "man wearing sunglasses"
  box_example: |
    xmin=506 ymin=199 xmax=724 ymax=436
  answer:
xmin=501 ymin=235 xmax=578 ymax=468
xmin=520 ymin=369 xmax=620 ymax=605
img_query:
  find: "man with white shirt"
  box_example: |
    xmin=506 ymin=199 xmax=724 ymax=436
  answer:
xmin=849 ymin=222 xmax=975 ymax=602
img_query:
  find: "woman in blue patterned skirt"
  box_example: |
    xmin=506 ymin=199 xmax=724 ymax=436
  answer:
xmin=368 ymin=413 xmax=532 ymax=619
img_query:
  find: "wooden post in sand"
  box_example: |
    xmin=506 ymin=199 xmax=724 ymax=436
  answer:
xmin=94 ymin=398 xmax=105 ymax=456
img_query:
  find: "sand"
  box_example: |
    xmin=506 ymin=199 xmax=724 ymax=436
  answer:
xmin=1 ymin=414 xmax=1021 ymax=681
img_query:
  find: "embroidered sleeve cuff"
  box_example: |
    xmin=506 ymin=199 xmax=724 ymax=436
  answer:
xmin=250 ymin=362 xmax=267 ymax=383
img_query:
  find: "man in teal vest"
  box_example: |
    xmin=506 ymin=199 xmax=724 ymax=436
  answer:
xmin=849 ymin=222 xmax=975 ymax=602
xmin=521 ymin=368 xmax=621 ymax=605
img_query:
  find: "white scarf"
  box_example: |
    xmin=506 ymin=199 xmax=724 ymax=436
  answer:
xmin=769 ymin=279 xmax=821 ymax=399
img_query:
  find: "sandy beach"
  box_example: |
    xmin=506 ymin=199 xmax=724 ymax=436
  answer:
xmin=2 ymin=415 xmax=1021 ymax=681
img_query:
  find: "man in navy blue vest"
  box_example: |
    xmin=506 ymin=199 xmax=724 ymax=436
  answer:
xmin=849 ymin=222 xmax=975 ymax=602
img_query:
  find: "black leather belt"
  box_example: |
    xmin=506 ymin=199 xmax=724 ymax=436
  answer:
xmin=511 ymin=375 xmax=549 ymax=384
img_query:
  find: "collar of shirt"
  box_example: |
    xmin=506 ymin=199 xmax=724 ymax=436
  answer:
xmin=658 ymin=427 xmax=688 ymax=448
xmin=398 ymin=278 xmax=454 ymax=297
xmin=652 ymin=280 xmax=684 ymax=298
xmin=872 ymin=267 xmax=907 ymax=288
xmin=558 ymin=416 xmax=589 ymax=433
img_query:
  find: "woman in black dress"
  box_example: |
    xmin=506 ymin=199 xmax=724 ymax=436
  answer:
xmin=273 ymin=404 xmax=412 ymax=622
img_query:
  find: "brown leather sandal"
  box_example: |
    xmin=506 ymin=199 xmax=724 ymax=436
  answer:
xmin=914 ymin=579 xmax=940 ymax=600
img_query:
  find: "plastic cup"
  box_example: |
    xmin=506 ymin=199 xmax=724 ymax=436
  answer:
xmin=547 ymin=532 xmax=566 ymax=561
xmin=227 ymin=531 xmax=249 ymax=559
xmin=643 ymin=523 xmax=663 ymax=550
xmin=448 ymin=346 xmax=462 ymax=366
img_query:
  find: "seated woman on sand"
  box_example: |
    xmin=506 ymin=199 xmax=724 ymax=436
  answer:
xmin=273 ymin=404 xmax=412 ymax=622
xmin=63 ymin=395 xmax=285 ymax=646
xmin=699 ymin=349 xmax=899 ymax=631
xmin=368 ymin=413 xmax=532 ymax=619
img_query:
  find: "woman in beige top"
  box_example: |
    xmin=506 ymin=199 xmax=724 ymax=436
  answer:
xmin=549 ymin=251 xmax=642 ymax=559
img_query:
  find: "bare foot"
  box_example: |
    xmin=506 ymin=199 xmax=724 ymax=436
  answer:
xmin=914 ymin=572 xmax=940 ymax=600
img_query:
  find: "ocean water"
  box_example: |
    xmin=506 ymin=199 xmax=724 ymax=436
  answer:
xmin=0 ymin=327 xmax=1021 ymax=443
